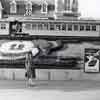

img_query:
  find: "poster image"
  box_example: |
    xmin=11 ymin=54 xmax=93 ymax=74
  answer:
xmin=84 ymin=48 xmax=100 ymax=73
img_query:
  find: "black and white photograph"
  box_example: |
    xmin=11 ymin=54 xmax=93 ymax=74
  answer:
xmin=0 ymin=0 xmax=100 ymax=100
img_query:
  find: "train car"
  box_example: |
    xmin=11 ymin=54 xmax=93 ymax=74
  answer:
xmin=21 ymin=19 xmax=100 ymax=37
xmin=0 ymin=0 xmax=99 ymax=38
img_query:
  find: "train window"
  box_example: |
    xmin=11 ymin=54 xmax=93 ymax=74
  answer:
xmin=80 ymin=25 xmax=84 ymax=31
xmin=50 ymin=24 xmax=54 ymax=30
xmin=25 ymin=23 xmax=31 ymax=30
xmin=43 ymin=23 xmax=48 ymax=30
xmin=74 ymin=25 xmax=78 ymax=31
xmin=92 ymin=25 xmax=96 ymax=31
xmin=86 ymin=25 xmax=90 ymax=31
xmin=32 ymin=24 xmax=37 ymax=30
xmin=25 ymin=1 xmax=32 ymax=16
xmin=68 ymin=24 xmax=72 ymax=31
xmin=55 ymin=24 xmax=61 ymax=30
xmin=1 ymin=24 xmax=6 ymax=29
xmin=38 ymin=23 xmax=43 ymax=30
xmin=10 ymin=1 xmax=17 ymax=13
xmin=41 ymin=1 xmax=48 ymax=14
xmin=62 ymin=24 xmax=66 ymax=31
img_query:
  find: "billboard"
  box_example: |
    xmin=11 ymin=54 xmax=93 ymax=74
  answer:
xmin=84 ymin=48 xmax=100 ymax=73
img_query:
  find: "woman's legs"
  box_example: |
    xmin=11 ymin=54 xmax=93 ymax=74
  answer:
xmin=25 ymin=53 xmax=36 ymax=86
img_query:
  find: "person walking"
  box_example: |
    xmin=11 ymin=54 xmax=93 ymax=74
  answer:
xmin=25 ymin=48 xmax=39 ymax=86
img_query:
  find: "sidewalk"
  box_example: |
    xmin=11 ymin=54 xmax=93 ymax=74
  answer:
xmin=0 ymin=80 xmax=99 ymax=100
xmin=0 ymin=80 xmax=100 ymax=92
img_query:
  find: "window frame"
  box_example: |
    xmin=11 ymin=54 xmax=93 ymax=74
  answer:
xmin=10 ymin=0 xmax=17 ymax=14
xmin=73 ymin=24 xmax=79 ymax=31
xmin=50 ymin=23 xmax=55 ymax=30
xmin=43 ymin=23 xmax=49 ymax=30
xmin=38 ymin=23 xmax=43 ymax=30
xmin=0 ymin=23 xmax=6 ymax=30
xmin=41 ymin=1 xmax=48 ymax=14
xmin=68 ymin=24 xmax=73 ymax=31
xmin=55 ymin=24 xmax=61 ymax=31
xmin=32 ymin=23 xmax=37 ymax=30
xmin=91 ymin=25 xmax=97 ymax=31
xmin=62 ymin=23 xmax=66 ymax=31
xmin=80 ymin=25 xmax=85 ymax=31
xmin=86 ymin=25 xmax=91 ymax=31
xmin=25 ymin=23 xmax=32 ymax=30
xmin=25 ymin=1 xmax=32 ymax=16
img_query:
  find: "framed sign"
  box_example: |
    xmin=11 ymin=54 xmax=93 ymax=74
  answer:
xmin=84 ymin=48 xmax=100 ymax=73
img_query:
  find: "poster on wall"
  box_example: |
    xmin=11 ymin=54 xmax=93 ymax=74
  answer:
xmin=84 ymin=48 xmax=100 ymax=73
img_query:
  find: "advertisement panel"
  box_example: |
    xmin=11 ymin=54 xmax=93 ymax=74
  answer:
xmin=84 ymin=48 xmax=100 ymax=73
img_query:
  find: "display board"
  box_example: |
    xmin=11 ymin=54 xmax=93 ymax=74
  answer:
xmin=84 ymin=48 xmax=100 ymax=73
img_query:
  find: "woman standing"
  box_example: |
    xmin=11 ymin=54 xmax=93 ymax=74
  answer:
xmin=25 ymin=48 xmax=39 ymax=86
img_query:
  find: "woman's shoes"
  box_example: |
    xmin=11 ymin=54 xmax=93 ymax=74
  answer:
xmin=28 ymin=78 xmax=36 ymax=86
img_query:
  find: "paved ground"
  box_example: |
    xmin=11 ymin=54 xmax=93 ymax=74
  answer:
xmin=0 ymin=80 xmax=99 ymax=100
